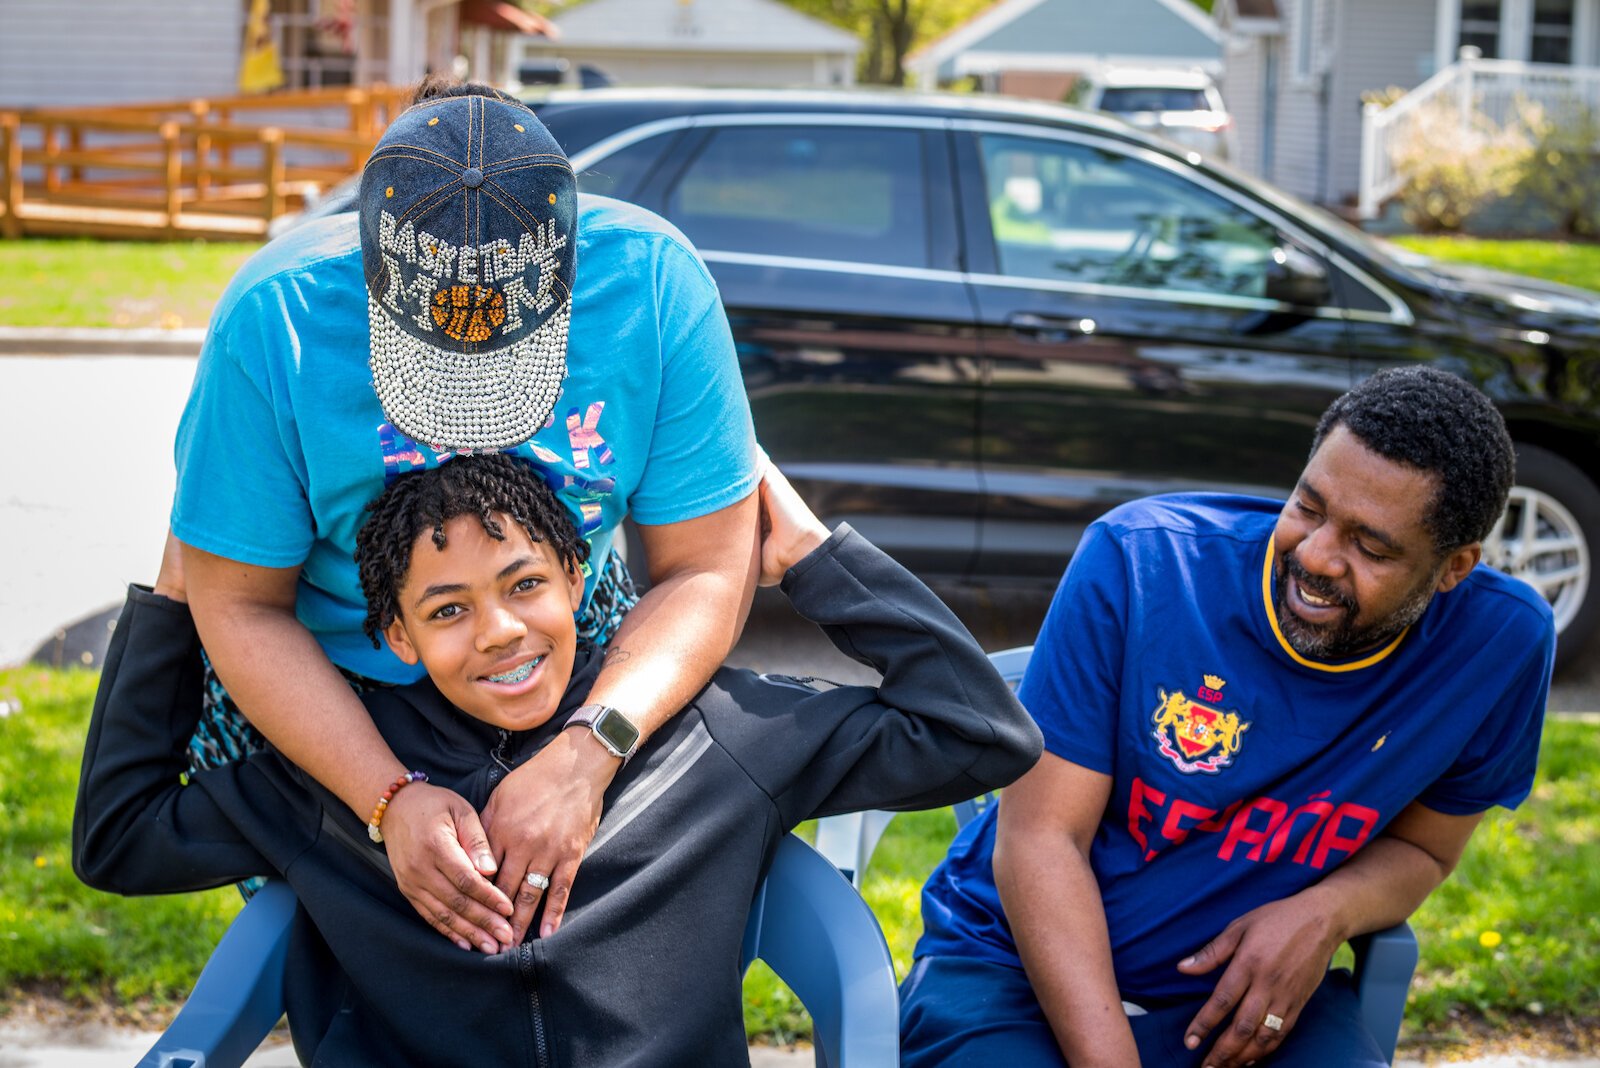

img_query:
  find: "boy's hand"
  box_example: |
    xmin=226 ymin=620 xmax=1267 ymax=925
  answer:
xmin=482 ymin=726 xmax=616 ymax=943
xmin=382 ymin=783 xmax=516 ymax=954
xmin=757 ymin=456 xmax=830 ymax=586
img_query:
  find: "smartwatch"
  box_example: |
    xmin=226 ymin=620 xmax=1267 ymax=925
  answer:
xmin=565 ymin=703 xmax=641 ymax=763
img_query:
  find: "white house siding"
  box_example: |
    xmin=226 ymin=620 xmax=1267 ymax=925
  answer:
xmin=552 ymin=51 xmax=848 ymax=87
xmin=1325 ymin=0 xmax=1435 ymax=204
xmin=1268 ymin=0 xmax=1336 ymax=200
xmin=1220 ymin=34 xmax=1269 ymax=174
xmin=0 ymin=0 xmax=243 ymax=107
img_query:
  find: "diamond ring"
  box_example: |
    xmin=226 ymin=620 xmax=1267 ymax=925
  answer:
xmin=525 ymin=871 xmax=551 ymax=890
xmin=1262 ymin=1013 xmax=1284 ymax=1032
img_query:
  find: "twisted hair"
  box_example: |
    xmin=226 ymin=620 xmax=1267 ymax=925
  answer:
xmin=1311 ymin=366 xmax=1514 ymax=553
xmin=409 ymin=75 xmax=533 ymax=113
xmin=355 ymin=454 xmax=590 ymax=648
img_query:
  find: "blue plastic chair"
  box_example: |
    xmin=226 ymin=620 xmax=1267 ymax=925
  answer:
xmin=137 ymin=834 xmax=898 ymax=1068
xmin=815 ymin=644 xmax=1419 ymax=1064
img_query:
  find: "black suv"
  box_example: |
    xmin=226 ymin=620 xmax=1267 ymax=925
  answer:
xmin=526 ymin=88 xmax=1600 ymax=668
xmin=268 ymin=88 xmax=1596 ymax=668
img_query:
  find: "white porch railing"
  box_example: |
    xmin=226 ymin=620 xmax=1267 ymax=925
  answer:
xmin=1358 ymin=48 xmax=1600 ymax=219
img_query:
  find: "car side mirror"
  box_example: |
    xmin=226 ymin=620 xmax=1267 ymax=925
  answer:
xmin=1263 ymin=245 xmax=1331 ymax=308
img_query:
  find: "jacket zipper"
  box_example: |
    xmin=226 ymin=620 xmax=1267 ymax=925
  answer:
xmin=518 ymin=942 xmax=552 ymax=1068
xmin=488 ymin=727 xmax=513 ymax=788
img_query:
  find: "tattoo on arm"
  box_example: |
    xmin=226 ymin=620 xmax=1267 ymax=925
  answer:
xmin=602 ymin=647 xmax=632 ymax=666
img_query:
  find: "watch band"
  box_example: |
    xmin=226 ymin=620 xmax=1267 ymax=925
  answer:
xmin=565 ymin=703 xmax=641 ymax=762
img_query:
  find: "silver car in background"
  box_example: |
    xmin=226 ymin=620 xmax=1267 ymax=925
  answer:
xmin=1071 ymin=67 xmax=1233 ymax=159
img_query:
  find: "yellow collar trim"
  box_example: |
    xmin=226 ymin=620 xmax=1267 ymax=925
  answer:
xmin=1259 ymin=533 xmax=1408 ymax=672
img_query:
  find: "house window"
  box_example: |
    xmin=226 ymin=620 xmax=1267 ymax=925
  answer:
xmin=1291 ymin=0 xmax=1318 ymax=81
xmin=1532 ymin=0 xmax=1575 ymax=63
xmin=1459 ymin=0 xmax=1501 ymax=58
xmin=262 ymin=0 xmax=370 ymax=89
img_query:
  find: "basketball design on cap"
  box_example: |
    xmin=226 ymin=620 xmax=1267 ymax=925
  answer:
xmin=432 ymin=285 xmax=508 ymax=343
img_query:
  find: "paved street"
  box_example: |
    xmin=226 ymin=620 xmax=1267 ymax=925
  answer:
xmin=0 ymin=355 xmax=193 ymax=669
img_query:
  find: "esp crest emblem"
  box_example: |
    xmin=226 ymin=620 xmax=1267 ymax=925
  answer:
xmin=1151 ymin=674 xmax=1249 ymax=774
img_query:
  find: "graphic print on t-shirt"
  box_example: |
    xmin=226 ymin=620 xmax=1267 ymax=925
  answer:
xmin=1150 ymin=673 xmax=1250 ymax=775
xmin=374 ymin=392 xmax=619 ymax=580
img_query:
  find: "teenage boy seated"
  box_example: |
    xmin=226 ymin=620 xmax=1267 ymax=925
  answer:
xmin=74 ymin=453 xmax=1042 ymax=1067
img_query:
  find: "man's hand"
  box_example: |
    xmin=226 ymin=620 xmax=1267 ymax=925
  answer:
xmin=757 ymin=457 xmax=830 ymax=587
xmin=1177 ymin=894 xmax=1342 ymax=1066
xmin=381 ymin=783 xmax=515 ymax=953
xmin=482 ymin=726 xmax=617 ymax=943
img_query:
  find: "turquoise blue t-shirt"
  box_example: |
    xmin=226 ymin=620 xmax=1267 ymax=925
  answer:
xmin=172 ymin=196 xmax=758 ymax=683
xmin=915 ymin=494 xmax=1553 ymax=1002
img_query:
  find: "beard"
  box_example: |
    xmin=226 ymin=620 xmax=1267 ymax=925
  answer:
xmin=1273 ymin=551 xmax=1438 ymax=659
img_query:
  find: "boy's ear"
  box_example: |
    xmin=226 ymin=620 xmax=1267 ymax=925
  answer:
xmin=567 ymin=560 xmax=586 ymax=612
xmin=384 ymin=616 xmax=421 ymax=666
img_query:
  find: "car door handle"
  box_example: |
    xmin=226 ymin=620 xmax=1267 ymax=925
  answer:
xmin=1009 ymin=313 xmax=1098 ymax=340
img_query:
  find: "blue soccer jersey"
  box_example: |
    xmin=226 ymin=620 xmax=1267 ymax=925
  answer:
xmin=915 ymin=494 xmax=1553 ymax=1002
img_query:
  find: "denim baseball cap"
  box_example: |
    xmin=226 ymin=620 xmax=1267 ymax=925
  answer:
xmin=359 ymin=90 xmax=577 ymax=451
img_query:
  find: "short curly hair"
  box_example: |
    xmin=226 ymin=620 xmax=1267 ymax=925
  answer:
xmin=355 ymin=454 xmax=590 ymax=648
xmin=1310 ymin=366 xmax=1513 ymax=553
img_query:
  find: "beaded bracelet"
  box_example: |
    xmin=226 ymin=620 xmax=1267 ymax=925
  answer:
xmin=367 ymin=770 xmax=429 ymax=843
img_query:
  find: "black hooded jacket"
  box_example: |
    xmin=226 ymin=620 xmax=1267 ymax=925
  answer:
xmin=74 ymin=526 xmax=1042 ymax=1067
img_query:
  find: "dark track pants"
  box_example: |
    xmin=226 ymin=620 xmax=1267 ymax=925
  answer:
xmin=900 ymin=955 xmax=1389 ymax=1067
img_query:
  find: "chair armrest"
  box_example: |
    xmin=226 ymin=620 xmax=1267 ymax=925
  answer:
xmin=136 ymin=880 xmax=296 ymax=1068
xmin=1348 ymin=920 xmax=1418 ymax=1065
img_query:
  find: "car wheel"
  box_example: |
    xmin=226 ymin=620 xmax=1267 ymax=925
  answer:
xmin=1481 ymin=444 xmax=1599 ymax=673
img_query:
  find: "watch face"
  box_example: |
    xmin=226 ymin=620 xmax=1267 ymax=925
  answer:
xmin=594 ymin=707 xmax=640 ymax=756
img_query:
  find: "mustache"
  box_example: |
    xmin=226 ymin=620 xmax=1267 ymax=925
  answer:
xmin=1282 ymin=552 xmax=1357 ymax=613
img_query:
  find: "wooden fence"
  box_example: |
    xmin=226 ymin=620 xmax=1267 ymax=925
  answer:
xmin=0 ymin=84 xmax=411 ymax=241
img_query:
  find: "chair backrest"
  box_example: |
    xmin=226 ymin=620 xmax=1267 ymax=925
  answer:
xmin=137 ymin=879 xmax=296 ymax=1068
xmin=741 ymin=836 xmax=900 ymax=1068
xmin=818 ymin=645 xmax=1032 ymax=880
xmin=139 ymin=835 xmax=898 ymax=1068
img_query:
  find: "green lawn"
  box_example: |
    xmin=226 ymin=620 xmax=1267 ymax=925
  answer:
xmin=1390 ymin=235 xmax=1600 ymax=293
xmin=0 ymin=239 xmax=256 ymax=330
xmin=3 ymin=234 xmax=1599 ymax=333
xmin=4 ymin=662 xmax=1596 ymax=1046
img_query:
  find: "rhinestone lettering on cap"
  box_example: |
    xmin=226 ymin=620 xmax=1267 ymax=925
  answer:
xmin=359 ymin=94 xmax=577 ymax=452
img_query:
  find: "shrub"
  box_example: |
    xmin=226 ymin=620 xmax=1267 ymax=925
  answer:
xmin=1388 ymin=95 xmax=1533 ymax=233
xmin=1514 ymin=99 xmax=1600 ymax=238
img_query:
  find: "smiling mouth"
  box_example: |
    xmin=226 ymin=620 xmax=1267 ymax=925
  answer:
xmin=1281 ymin=552 xmax=1354 ymax=617
xmin=485 ymin=656 xmax=543 ymax=684
xmin=1296 ymin=583 xmax=1337 ymax=608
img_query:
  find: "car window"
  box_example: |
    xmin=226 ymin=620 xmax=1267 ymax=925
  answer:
xmin=978 ymin=134 xmax=1280 ymax=300
xmin=575 ymin=131 xmax=677 ymax=200
xmin=664 ymin=125 xmax=928 ymax=268
xmin=1098 ymin=88 xmax=1212 ymax=113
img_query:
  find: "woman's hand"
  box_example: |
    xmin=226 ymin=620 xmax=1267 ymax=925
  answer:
xmin=381 ymin=782 xmax=516 ymax=953
xmin=757 ymin=455 xmax=831 ymax=587
xmin=482 ymin=727 xmax=617 ymax=943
